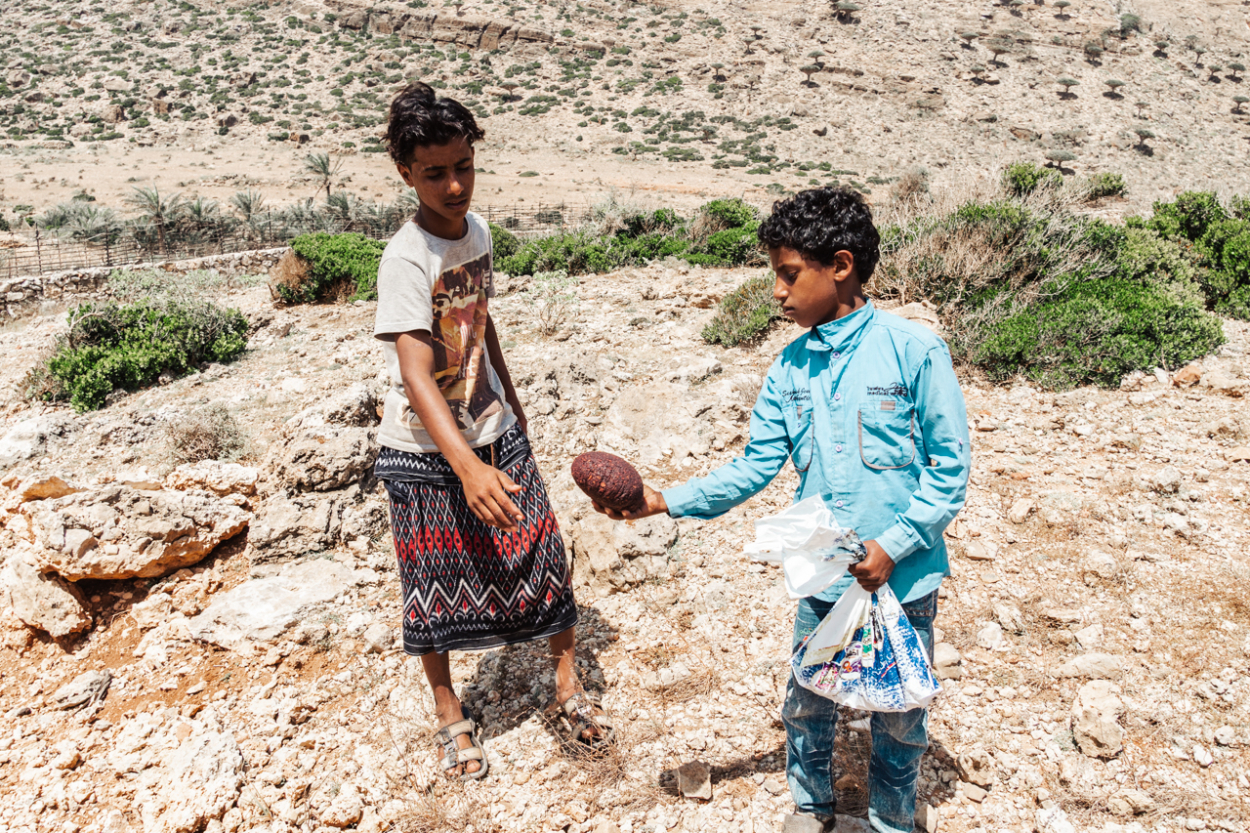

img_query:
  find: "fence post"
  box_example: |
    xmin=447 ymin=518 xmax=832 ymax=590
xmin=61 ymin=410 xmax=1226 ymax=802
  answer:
xmin=35 ymin=229 xmax=43 ymax=276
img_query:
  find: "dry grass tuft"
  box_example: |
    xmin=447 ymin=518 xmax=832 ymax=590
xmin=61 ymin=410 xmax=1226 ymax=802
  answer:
xmin=163 ymin=403 xmax=247 ymax=465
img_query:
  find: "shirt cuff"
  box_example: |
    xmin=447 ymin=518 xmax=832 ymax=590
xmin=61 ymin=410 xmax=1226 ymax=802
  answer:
xmin=661 ymin=484 xmax=705 ymax=519
xmin=875 ymin=522 xmax=923 ymax=564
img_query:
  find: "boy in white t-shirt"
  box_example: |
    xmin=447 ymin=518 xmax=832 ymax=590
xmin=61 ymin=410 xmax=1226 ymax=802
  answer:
xmin=372 ymin=82 xmax=611 ymax=780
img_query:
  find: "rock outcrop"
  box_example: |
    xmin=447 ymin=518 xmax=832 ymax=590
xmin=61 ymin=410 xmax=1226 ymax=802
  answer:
xmin=25 ymin=485 xmax=250 ymax=581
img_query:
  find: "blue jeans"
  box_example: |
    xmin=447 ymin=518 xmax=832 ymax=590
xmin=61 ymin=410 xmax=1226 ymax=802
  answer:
xmin=782 ymin=589 xmax=938 ymax=833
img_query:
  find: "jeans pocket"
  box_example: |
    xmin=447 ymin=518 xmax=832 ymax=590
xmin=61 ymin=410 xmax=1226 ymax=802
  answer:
xmin=901 ymin=590 xmax=938 ymax=623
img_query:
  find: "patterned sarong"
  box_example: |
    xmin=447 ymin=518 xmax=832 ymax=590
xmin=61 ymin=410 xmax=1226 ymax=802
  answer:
xmin=375 ymin=425 xmax=578 ymax=655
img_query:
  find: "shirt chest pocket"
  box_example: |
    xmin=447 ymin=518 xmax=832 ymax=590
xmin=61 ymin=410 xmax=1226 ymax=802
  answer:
xmin=857 ymin=403 xmax=917 ymax=470
xmin=786 ymin=400 xmax=815 ymax=473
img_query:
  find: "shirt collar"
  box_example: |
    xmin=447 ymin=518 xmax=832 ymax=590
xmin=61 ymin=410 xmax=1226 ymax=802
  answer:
xmin=805 ymin=301 xmax=876 ymax=354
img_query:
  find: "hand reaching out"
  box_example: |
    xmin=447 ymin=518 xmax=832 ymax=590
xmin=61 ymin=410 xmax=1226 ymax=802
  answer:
xmin=591 ymin=484 xmax=668 ymax=521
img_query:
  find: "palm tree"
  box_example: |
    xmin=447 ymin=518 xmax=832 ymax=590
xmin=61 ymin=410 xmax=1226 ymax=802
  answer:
xmin=230 ymin=189 xmax=267 ymax=240
xmin=303 ymin=152 xmax=343 ymax=200
xmin=184 ymin=196 xmax=232 ymax=244
xmin=67 ymin=204 xmax=123 ymax=247
xmin=126 ymin=186 xmax=187 ymax=254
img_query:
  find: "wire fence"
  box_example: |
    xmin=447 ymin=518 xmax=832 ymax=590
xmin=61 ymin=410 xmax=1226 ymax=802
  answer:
xmin=0 ymin=202 xmax=591 ymax=281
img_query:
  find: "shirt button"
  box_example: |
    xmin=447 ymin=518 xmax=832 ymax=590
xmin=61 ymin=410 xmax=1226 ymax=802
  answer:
xmin=835 ymin=444 xmax=843 ymax=453
xmin=835 ymin=500 xmax=845 ymax=508
xmin=834 ymin=393 xmax=842 ymax=401
xmin=833 ymin=351 xmax=841 ymax=359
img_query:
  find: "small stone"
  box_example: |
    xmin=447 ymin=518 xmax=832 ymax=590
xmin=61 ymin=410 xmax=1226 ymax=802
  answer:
xmin=677 ymin=760 xmax=712 ymax=800
xmin=50 ymin=670 xmax=111 ymax=710
xmin=964 ymin=540 xmax=997 ymax=561
xmin=976 ymin=622 xmax=1003 ymax=650
xmin=362 ymin=623 xmax=393 ymax=654
xmin=963 ymin=783 xmax=988 ymax=803
xmin=1072 ymin=680 xmax=1123 ymax=758
xmin=1172 ymin=363 xmax=1203 ymax=387
xmin=915 ymin=803 xmax=939 ymax=833
xmin=762 ymin=776 xmax=786 ymax=795
xmin=1213 ymin=726 xmax=1236 ymax=747
xmin=957 ymin=748 xmax=995 ymax=787
xmin=1228 ymin=447 xmax=1250 ymax=463
xmin=1074 ymin=624 xmax=1103 ymax=649
xmin=933 ymin=643 xmax=963 ymax=680
xmin=993 ymin=602 xmax=1024 ymax=634
xmin=1008 ymin=498 xmax=1034 ymax=524
xmin=1193 ymin=745 xmax=1214 ymax=767
xmin=1057 ymin=653 xmax=1122 ymax=680
xmin=1109 ymin=788 xmax=1154 ymax=815
xmin=594 ymin=822 xmax=620 ymax=833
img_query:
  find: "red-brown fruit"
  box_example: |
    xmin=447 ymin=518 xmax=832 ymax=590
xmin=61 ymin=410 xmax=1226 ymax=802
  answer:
xmin=571 ymin=452 xmax=644 ymax=512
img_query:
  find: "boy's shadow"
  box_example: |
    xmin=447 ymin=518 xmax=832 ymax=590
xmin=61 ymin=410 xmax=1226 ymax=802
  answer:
xmin=460 ymin=603 xmax=618 ymax=747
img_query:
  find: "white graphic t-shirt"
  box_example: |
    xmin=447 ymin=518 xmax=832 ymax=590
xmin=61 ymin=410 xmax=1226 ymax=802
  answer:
xmin=373 ymin=212 xmax=515 ymax=453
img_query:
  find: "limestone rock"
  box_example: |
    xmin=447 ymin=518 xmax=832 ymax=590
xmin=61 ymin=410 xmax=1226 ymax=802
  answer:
xmin=569 ymin=512 xmax=679 ymax=590
xmin=321 ymin=784 xmax=365 ymax=828
xmin=0 ymin=415 xmax=74 ymax=471
xmin=14 ymin=473 xmax=83 ymax=502
xmin=1172 ymin=363 xmax=1203 ymax=387
xmin=122 ymin=719 xmax=245 ymax=833
xmin=1108 ymin=788 xmax=1154 ymax=816
xmin=166 ymin=460 xmax=259 ymax=497
xmin=601 ymin=382 xmax=714 ymax=465
xmin=1057 ymin=652 xmax=1122 ymax=679
xmin=993 ymin=602 xmax=1024 ymax=634
xmin=265 ymin=426 xmax=378 ymax=492
xmin=976 ymin=621 xmax=1003 ymax=650
xmin=2 ymin=558 xmax=92 ymax=637
xmin=248 ymin=490 xmax=349 ymax=561
xmin=285 ymin=382 xmax=381 ymax=432
xmin=1007 ymin=498 xmax=1034 ymax=524
xmin=965 ymin=540 xmax=997 ymax=561
xmin=956 ymin=748 xmax=995 ymax=787
xmin=932 ymin=642 xmax=962 ymax=680
xmin=26 ymin=486 xmax=250 ymax=581
xmin=1071 ymin=680 xmax=1123 ymax=758
xmin=188 ymin=559 xmax=372 ymax=650
xmin=49 ymin=669 xmax=111 ymax=710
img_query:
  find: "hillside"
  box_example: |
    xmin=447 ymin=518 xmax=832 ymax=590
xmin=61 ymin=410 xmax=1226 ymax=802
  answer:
xmin=1 ymin=0 xmax=1249 ymax=227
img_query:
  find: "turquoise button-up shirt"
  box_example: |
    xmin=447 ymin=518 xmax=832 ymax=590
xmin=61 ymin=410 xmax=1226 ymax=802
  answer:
xmin=662 ymin=302 xmax=971 ymax=604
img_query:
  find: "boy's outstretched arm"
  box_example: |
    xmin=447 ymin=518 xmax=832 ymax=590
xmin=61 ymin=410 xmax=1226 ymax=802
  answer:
xmin=593 ymin=362 xmax=793 ymax=521
xmin=849 ymin=346 xmax=971 ymax=591
xmin=395 ymin=330 xmax=523 ymax=532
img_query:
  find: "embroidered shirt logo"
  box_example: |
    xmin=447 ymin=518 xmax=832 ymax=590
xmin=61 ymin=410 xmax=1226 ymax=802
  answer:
xmin=867 ymin=383 xmax=909 ymax=397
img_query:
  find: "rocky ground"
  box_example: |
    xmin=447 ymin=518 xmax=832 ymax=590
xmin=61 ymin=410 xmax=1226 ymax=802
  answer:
xmin=2 ymin=0 xmax=1250 ymax=230
xmin=0 ymin=261 xmax=1247 ymax=833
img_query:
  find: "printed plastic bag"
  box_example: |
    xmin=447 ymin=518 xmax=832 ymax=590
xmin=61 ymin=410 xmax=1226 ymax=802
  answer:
xmin=791 ymin=584 xmax=941 ymax=712
xmin=743 ymin=496 xmax=867 ymax=599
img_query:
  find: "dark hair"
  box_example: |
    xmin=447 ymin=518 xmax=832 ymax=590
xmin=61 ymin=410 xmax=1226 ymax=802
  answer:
xmin=757 ymin=186 xmax=881 ymax=280
xmin=385 ymin=82 xmax=486 ymax=166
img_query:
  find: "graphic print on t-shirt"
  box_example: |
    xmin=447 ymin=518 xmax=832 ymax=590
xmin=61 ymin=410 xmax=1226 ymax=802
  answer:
xmin=428 ymin=251 xmax=504 ymax=430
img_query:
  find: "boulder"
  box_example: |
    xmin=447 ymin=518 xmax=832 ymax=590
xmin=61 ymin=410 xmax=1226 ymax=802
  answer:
xmin=26 ymin=486 xmax=250 ymax=581
xmin=0 ymin=415 xmax=73 ymax=471
xmin=2 ymin=558 xmax=92 ymax=638
xmin=13 ymin=473 xmax=83 ymax=502
xmin=49 ymin=669 xmax=111 ymax=710
xmin=569 ymin=512 xmax=679 ymax=590
xmin=1071 ymin=680 xmax=1123 ymax=758
xmin=600 ymin=382 xmax=713 ymax=465
xmin=165 ymin=460 xmax=260 ymax=497
xmin=285 ymin=383 xmax=380 ymax=432
xmin=188 ymin=559 xmax=372 ymax=650
xmin=119 ymin=718 xmax=245 ymax=833
xmin=265 ymin=427 xmax=378 ymax=492
xmin=248 ymin=490 xmax=349 ymax=562
xmin=1057 ymin=653 xmax=1122 ymax=679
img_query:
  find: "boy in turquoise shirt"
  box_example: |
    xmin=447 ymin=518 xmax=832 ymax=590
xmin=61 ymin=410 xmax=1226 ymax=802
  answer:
xmin=593 ymin=187 xmax=970 ymax=833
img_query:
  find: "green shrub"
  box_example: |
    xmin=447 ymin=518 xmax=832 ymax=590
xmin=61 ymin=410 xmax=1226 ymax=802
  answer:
xmin=975 ymin=279 xmax=1224 ymax=388
xmin=1002 ymin=162 xmax=1062 ymax=196
xmin=697 ymin=197 xmax=758 ymax=230
xmin=1085 ymin=172 xmax=1126 ymax=199
xmin=35 ymin=299 xmax=250 ymax=412
xmin=702 ymin=225 xmax=762 ymax=266
xmin=279 ymin=232 xmax=385 ymax=303
xmin=701 ymin=274 xmax=782 ymax=346
xmin=489 ymin=221 xmax=520 ymax=261
xmin=1145 ymin=191 xmax=1227 ymax=243
xmin=1114 ymin=227 xmax=1202 ymax=306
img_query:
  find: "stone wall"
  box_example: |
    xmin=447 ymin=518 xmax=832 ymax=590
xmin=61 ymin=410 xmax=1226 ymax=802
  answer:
xmin=0 ymin=247 xmax=286 ymax=318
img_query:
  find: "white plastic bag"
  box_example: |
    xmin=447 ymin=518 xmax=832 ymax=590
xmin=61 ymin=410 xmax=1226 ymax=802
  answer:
xmin=743 ymin=496 xmax=866 ymax=599
xmin=791 ymin=584 xmax=941 ymax=712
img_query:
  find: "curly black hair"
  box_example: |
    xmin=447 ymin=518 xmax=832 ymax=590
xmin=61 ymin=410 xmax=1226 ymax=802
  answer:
xmin=757 ymin=186 xmax=881 ymax=280
xmin=385 ymin=82 xmax=486 ymax=166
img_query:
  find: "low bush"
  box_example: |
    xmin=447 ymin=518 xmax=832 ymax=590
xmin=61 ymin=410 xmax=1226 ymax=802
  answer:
xmin=274 ymin=232 xmax=386 ymax=303
xmin=497 ymin=197 xmax=763 ymax=277
xmin=33 ymin=299 xmax=250 ymax=412
xmin=873 ymin=186 xmax=1226 ymax=388
xmin=1002 ymin=161 xmax=1062 ymax=196
xmin=701 ymin=274 xmax=782 ymax=346
xmin=1085 ymin=172 xmax=1126 ymax=199
xmin=489 ymin=221 xmax=520 ymax=261
xmin=1130 ymin=191 xmax=1250 ymax=319
xmin=164 ymin=403 xmax=247 ymax=465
